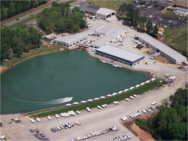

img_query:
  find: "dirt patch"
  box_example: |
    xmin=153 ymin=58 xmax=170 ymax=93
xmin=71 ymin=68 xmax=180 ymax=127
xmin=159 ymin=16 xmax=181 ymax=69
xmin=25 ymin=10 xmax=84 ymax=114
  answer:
xmin=124 ymin=113 xmax=158 ymax=141
xmin=131 ymin=122 xmax=155 ymax=141
xmin=155 ymin=55 xmax=171 ymax=64
xmin=124 ymin=121 xmax=138 ymax=137
xmin=0 ymin=66 xmax=8 ymax=73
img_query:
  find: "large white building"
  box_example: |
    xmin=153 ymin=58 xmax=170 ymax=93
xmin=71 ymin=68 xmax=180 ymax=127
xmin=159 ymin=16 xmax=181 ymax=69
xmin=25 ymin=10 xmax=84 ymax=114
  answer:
xmin=53 ymin=33 xmax=87 ymax=48
xmin=138 ymin=33 xmax=187 ymax=64
xmin=96 ymin=45 xmax=144 ymax=66
xmin=91 ymin=25 xmax=127 ymax=48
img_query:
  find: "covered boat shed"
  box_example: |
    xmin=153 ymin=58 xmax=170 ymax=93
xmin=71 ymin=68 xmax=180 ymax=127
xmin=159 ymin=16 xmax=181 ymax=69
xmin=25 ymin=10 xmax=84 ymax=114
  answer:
xmin=96 ymin=7 xmax=116 ymax=19
xmin=96 ymin=45 xmax=144 ymax=66
xmin=53 ymin=33 xmax=87 ymax=48
xmin=138 ymin=33 xmax=187 ymax=64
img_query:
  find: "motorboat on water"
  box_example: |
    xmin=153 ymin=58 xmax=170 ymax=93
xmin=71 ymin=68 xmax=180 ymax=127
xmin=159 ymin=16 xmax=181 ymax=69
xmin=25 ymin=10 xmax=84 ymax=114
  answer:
xmin=64 ymin=97 xmax=73 ymax=102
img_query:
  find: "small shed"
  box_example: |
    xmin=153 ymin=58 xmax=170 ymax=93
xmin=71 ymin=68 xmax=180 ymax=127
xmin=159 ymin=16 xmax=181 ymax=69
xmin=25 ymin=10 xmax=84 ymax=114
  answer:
xmin=44 ymin=34 xmax=57 ymax=43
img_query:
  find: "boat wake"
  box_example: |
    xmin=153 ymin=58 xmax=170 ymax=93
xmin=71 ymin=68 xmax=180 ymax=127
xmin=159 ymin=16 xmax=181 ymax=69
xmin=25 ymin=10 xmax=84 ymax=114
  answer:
xmin=15 ymin=97 xmax=73 ymax=105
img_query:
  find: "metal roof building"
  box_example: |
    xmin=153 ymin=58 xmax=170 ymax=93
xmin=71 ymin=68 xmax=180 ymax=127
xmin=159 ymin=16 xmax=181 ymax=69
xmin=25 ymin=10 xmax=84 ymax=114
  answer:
xmin=91 ymin=25 xmax=127 ymax=48
xmin=79 ymin=2 xmax=100 ymax=15
xmin=96 ymin=7 xmax=116 ymax=19
xmin=138 ymin=33 xmax=187 ymax=64
xmin=53 ymin=33 xmax=87 ymax=48
xmin=96 ymin=45 xmax=144 ymax=66
xmin=94 ymin=25 xmax=117 ymax=36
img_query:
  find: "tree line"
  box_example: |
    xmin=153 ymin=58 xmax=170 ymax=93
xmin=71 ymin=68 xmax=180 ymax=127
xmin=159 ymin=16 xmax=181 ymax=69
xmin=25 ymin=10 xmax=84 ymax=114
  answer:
xmin=135 ymin=88 xmax=187 ymax=140
xmin=1 ymin=26 xmax=42 ymax=64
xmin=38 ymin=2 xmax=86 ymax=33
xmin=1 ymin=0 xmax=47 ymax=20
xmin=118 ymin=3 xmax=158 ymax=37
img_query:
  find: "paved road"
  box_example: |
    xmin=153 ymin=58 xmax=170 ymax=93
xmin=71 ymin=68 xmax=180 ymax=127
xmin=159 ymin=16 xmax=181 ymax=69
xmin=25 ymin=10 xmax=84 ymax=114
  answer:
xmin=3 ymin=0 xmax=80 ymax=27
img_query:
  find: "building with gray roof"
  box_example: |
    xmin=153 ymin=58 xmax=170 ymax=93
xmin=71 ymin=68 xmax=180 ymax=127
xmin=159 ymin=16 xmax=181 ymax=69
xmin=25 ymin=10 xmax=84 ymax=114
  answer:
xmin=138 ymin=33 xmax=187 ymax=64
xmin=96 ymin=7 xmax=116 ymax=19
xmin=53 ymin=33 xmax=87 ymax=48
xmin=91 ymin=25 xmax=127 ymax=48
xmin=94 ymin=25 xmax=117 ymax=36
xmin=79 ymin=2 xmax=100 ymax=15
xmin=96 ymin=45 xmax=144 ymax=66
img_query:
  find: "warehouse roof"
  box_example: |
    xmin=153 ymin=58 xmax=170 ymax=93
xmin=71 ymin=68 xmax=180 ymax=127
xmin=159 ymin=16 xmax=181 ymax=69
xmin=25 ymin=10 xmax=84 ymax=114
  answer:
xmin=175 ymin=1 xmax=188 ymax=9
xmin=54 ymin=33 xmax=86 ymax=44
xmin=79 ymin=2 xmax=100 ymax=14
xmin=138 ymin=33 xmax=187 ymax=63
xmin=95 ymin=25 xmax=117 ymax=35
xmin=96 ymin=7 xmax=116 ymax=16
xmin=92 ymin=27 xmax=126 ymax=47
xmin=96 ymin=45 xmax=144 ymax=62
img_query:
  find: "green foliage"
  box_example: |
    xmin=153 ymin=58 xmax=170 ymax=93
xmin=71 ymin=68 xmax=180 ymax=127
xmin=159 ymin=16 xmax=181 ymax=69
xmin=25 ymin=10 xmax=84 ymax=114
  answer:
xmin=38 ymin=3 xmax=86 ymax=33
xmin=136 ymin=88 xmax=188 ymax=140
xmin=153 ymin=25 xmax=158 ymax=35
xmin=146 ymin=20 xmax=153 ymax=34
xmin=1 ymin=0 xmax=47 ymax=20
xmin=1 ymin=26 xmax=42 ymax=63
xmin=119 ymin=3 xmax=140 ymax=27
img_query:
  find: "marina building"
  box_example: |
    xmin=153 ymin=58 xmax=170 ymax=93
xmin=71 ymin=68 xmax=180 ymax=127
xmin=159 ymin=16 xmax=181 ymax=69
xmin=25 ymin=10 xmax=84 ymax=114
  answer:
xmin=53 ymin=33 xmax=87 ymax=48
xmin=96 ymin=45 xmax=144 ymax=66
xmin=138 ymin=33 xmax=187 ymax=64
xmin=91 ymin=25 xmax=127 ymax=48
xmin=96 ymin=8 xmax=116 ymax=19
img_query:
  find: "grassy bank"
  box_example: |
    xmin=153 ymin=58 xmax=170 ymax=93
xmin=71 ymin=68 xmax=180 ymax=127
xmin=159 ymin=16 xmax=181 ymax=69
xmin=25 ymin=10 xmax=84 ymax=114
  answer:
xmin=27 ymin=80 xmax=162 ymax=118
xmin=161 ymin=24 xmax=187 ymax=54
xmin=1 ymin=44 xmax=66 ymax=74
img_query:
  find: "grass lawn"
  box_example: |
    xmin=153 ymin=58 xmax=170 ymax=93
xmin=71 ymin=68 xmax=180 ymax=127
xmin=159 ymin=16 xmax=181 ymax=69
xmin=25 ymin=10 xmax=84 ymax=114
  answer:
xmin=87 ymin=0 xmax=134 ymax=10
xmin=161 ymin=24 xmax=187 ymax=53
xmin=26 ymin=80 xmax=163 ymax=118
xmin=2 ymin=44 xmax=66 ymax=72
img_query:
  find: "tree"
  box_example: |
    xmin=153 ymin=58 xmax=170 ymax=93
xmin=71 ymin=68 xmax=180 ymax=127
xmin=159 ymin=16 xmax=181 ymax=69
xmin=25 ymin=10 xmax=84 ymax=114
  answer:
xmin=153 ymin=25 xmax=158 ymax=36
xmin=1 ymin=43 xmax=10 ymax=63
xmin=13 ymin=38 xmax=25 ymax=57
xmin=146 ymin=20 xmax=153 ymax=33
xmin=132 ymin=8 xmax=140 ymax=27
xmin=139 ymin=17 xmax=147 ymax=29
xmin=8 ymin=2 xmax=15 ymax=16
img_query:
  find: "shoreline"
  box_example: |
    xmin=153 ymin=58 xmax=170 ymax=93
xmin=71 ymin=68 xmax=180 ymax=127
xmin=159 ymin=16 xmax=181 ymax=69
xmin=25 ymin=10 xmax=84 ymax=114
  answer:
xmin=0 ymin=45 xmax=66 ymax=74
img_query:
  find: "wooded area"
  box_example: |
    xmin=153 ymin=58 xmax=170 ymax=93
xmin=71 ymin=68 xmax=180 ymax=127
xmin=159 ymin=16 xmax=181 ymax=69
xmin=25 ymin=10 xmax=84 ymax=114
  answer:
xmin=1 ymin=26 xmax=42 ymax=63
xmin=136 ymin=88 xmax=187 ymax=140
xmin=1 ymin=0 xmax=47 ymax=20
xmin=38 ymin=2 xmax=86 ymax=33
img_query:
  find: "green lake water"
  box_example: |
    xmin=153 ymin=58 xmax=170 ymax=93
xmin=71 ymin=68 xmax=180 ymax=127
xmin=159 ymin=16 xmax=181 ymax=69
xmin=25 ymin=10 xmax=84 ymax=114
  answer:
xmin=1 ymin=50 xmax=149 ymax=114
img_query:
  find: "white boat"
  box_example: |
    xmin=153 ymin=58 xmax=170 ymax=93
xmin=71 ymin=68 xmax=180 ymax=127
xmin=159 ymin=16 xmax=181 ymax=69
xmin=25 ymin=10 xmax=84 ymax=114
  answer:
xmin=102 ymin=60 xmax=107 ymax=63
xmin=63 ymin=97 xmax=73 ymax=102
xmin=113 ymin=64 xmax=119 ymax=67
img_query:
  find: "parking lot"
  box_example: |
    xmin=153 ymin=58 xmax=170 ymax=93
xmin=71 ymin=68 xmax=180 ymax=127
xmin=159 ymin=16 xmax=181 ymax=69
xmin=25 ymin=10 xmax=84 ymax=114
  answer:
xmin=133 ymin=0 xmax=188 ymax=28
